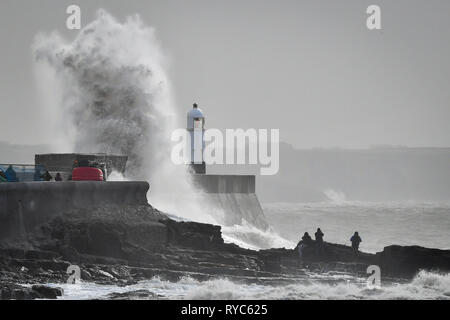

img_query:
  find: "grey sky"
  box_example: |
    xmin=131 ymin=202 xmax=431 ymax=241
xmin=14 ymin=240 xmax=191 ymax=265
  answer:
xmin=0 ymin=0 xmax=449 ymax=148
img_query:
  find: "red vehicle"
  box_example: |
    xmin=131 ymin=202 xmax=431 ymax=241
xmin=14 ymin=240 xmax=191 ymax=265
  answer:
xmin=72 ymin=167 xmax=104 ymax=181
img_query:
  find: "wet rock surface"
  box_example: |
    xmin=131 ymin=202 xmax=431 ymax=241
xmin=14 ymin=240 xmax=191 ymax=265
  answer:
xmin=103 ymin=289 xmax=159 ymax=300
xmin=1 ymin=203 xmax=449 ymax=299
xmin=377 ymin=245 xmax=450 ymax=278
xmin=0 ymin=282 xmax=63 ymax=300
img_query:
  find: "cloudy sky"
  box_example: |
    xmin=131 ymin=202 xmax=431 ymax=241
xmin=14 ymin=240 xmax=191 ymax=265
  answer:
xmin=0 ymin=0 xmax=449 ymax=149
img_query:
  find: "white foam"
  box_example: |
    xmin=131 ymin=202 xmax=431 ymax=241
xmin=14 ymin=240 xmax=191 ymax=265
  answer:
xmin=46 ymin=270 xmax=450 ymax=300
xmin=221 ymin=220 xmax=294 ymax=250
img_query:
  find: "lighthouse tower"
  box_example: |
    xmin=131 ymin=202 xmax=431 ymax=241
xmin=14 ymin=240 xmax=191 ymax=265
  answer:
xmin=187 ymin=103 xmax=206 ymax=174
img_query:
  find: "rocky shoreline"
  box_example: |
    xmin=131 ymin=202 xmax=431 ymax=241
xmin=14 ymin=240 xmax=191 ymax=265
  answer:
xmin=1 ymin=203 xmax=449 ymax=299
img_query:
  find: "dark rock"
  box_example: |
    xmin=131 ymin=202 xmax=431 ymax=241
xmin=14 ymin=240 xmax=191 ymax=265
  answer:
xmin=164 ymin=220 xmax=224 ymax=250
xmin=0 ymin=283 xmax=33 ymax=300
xmin=377 ymin=245 xmax=450 ymax=278
xmin=24 ymin=250 xmax=59 ymax=260
xmin=104 ymin=289 xmax=158 ymax=300
xmin=41 ymin=207 xmax=168 ymax=260
xmin=31 ymin=285 xmax=64 ymax=299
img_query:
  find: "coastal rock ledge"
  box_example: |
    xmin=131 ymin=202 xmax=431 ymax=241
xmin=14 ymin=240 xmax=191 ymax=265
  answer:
xmin=1 ymin=203 xmax=449 ymax=299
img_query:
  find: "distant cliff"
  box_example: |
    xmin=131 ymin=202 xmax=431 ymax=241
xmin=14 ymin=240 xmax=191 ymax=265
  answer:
xmin=257 ymin=144 xmax=450 ymax=202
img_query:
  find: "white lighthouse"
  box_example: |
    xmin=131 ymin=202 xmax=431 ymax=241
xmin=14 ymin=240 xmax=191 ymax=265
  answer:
xmin=187 ymin=103 xmax=206 ymax=173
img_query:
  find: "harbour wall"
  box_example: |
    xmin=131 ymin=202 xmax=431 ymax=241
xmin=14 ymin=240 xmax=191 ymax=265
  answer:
xmin=0 ymin=181 xmax=149 ymax=240
xmin=191 ymin=174 xmax=268 ymax=229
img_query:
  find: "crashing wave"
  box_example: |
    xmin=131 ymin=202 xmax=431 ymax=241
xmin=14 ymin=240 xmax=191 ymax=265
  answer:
xmin=51 ymin=270 xmax=450 ymax=300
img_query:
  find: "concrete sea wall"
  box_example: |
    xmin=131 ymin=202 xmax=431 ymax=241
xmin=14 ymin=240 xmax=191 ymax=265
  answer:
xmin=0 ymin=181 xmax=149 ymax=240
xmin=0 ymin=173 xmax=268 ymax=242
xmin=191 ymin=174 xmax=268 ymax=229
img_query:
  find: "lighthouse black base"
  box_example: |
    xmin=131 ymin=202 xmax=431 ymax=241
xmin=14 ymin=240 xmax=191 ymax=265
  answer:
xmin=188 ymin=162 xmax=206 ymax=174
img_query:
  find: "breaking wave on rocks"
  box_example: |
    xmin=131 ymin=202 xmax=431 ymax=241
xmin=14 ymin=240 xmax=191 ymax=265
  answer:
xmin=33 ymin=10 xmax=175 ymax=179
xmin=50 ymin=270 xmax=450 ymax=300
xmin=32 ymin=9 xmax=288 ymax=250
xmin=221 ymin=221 xmax=294 ymax=250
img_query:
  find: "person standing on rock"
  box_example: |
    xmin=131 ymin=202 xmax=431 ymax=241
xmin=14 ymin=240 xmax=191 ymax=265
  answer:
xmin=302 ymin=232 xmax=313 ymax=245
xmin=43 ymin=170 xmax=53 ymax=181
xmin=0 ymin=170 xmax=7 ymax=182
xmin=350 ymin=232 xmax=362 ymax=253
xmin=296 ymin=232 xmax=313 ymax=267
xmin=5 ymin=165 xmax=18 ymax=182
xmin=315 ymin=228 xmax=324 ymax=256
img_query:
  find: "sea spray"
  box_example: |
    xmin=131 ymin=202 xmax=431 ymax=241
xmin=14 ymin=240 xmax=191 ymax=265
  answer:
xmin=32 ymin=9 xmax=288 ymax=249
xmin=33 ymin=10 xmax=174 ymax=177
xmin=32 ymin=9 xmax=219 ymax=224
xmin=221 ymin=220 xmax=294 ymax=250
xmin=324 ymin=189 xmax=348 ymax=205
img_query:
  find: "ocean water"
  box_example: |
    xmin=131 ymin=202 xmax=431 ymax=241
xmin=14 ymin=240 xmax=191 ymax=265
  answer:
xmin=264 ymin=201 xmax=450 ymax=253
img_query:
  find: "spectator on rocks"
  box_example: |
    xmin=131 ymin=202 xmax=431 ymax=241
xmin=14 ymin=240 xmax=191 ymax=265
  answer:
xmin=5 ymin=165 xmax=18 ymax=182
xmin=43 ymin=170 xmax=53 ymax=181
xmin=315 ymin=228 xmax=324 ymax=243
xmin=351 ymin=232 xmax=362 ymax=253
xmin=302 ymin=232 xmax=313 ymax=245
xmin=295 ymin=232 xmax=313 ymax=266
xmin=315 ymin=228 xmax=325 ymax=255
xmin=55 ymin=173 xmax=63 ymax=181
xmin=0 ymin=170 xmax=7 ymax=182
